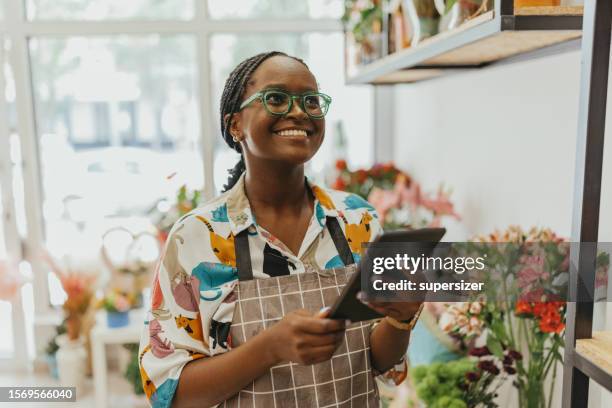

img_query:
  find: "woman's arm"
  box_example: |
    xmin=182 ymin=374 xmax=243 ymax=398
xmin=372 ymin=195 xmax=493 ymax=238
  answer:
xmin=369 ymin=318 xmax=412 ymax=373
xmin=364 ymin=300 xmax=422 ymax=373
xmin=173 ymin=310 xmax=345 ymax=408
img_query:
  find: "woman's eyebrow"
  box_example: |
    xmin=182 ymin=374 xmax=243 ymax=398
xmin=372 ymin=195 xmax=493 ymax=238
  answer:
xmin=261 ymin=83 xmax=318 ymax=92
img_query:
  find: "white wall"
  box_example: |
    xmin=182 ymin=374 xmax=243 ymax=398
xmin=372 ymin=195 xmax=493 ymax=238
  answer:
xmin=392 ymin=50 xmax=612 ymax=241
xmin=392 ymin=49 xmax=612 ymax=407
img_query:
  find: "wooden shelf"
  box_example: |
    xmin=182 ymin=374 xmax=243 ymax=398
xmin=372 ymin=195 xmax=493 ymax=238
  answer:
xmin=346 ymin=6 xmax=583 ymax=84
xmin=574 ymin=331 xmax=612 ymax=392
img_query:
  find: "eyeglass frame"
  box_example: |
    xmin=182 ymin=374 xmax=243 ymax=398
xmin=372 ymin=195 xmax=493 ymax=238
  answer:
xmin=238 ymin=88 xmax=332 ymax=119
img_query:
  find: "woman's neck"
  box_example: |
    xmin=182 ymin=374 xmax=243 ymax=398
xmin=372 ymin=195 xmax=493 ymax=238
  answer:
xmin=244 ymin=161 xmax=310 ymax=211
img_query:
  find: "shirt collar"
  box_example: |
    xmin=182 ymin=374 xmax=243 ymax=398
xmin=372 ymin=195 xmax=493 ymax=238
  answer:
xmin=225 ymin=172 xmax=340 ymax=236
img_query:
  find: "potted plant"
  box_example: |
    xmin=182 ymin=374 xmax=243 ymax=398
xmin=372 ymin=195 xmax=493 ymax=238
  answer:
xmin=343 ymin=0 xmax=384 ymax=66
xmin=44 ymin=320 xmax=67 ymax=380
xmin=102 ymin=291 xmax=132 ymax=328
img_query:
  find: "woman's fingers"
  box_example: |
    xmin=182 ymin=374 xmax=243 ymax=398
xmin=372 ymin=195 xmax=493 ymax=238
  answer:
xmin=297 ymin=331 xmax=344 ymax=348
xmin=295 ymin=315 xmax=345 ymax=334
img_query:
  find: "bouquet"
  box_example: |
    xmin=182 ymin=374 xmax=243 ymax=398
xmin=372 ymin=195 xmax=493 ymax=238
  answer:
xmin=100 ymin=290 xmax=132 ymax=313
xmin=332 ymin=160 xmax=459 ymax=229
xmin=150 ymin=184 xmax=202 ymax=244
xmin=443 ymin=226 xmax=610 ymax=407
xmin=43 ymin=251 xmax=97 ymax=340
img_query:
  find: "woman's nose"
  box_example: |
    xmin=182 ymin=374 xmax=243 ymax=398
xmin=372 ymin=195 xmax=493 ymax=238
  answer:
xmin=285 ymin=96 xmax=308 ymax=120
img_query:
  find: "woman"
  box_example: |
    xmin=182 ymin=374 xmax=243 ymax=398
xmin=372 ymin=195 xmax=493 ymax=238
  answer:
xmin=139 ymin=51 xmax=423 ymax=408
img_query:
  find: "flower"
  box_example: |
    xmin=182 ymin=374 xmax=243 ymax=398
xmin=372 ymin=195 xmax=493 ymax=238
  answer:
xmin=504 ymin=365 xmax=517 ymax=375
xmin=515 ymin=300 xmax=532 ymax=315
xmin=0 ymin=259 xmax=26 ymax=301
xmin=468 ymin=346 xmax=491 ymax=357
xmin=465 ymin=371 xmax=481 ymax=382
xmin=469 ymin=302 xmax=482 ymax=315
xmin=335 ymin=159 xmax=347 ymax=170
xmin=477 ymin=360 xmax=500 ymax=375
xmin=508 ymin=350 xmax=522 ymax=361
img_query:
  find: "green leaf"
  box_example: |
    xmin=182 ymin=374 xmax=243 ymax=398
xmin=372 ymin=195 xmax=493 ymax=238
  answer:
xmin=486 ymin=336 xmax=504 ymax=359
xmin=445 ymin=0 xmax=459 ymax=13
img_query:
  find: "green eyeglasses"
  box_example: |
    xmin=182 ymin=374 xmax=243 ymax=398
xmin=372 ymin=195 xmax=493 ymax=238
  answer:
xmin=239 ymin=88 xmax=332 ymax=119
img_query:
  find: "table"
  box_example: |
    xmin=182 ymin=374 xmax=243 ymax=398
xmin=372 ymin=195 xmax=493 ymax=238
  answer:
xmin=91 ymin=309 xmax=145 ymax=408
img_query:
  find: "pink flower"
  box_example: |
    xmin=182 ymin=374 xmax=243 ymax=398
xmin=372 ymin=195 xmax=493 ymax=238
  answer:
xmin=114 ymin=295 xmax=131 ymax=312
xmin=0 ymin=260 xmax=25 ymax=301
xmin=469 ymin=302 xmax=482 ymax=315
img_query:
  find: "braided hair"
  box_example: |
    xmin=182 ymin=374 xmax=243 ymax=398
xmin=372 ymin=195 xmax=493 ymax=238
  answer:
xmin=220 ymin=51 xmax=308 ymax=192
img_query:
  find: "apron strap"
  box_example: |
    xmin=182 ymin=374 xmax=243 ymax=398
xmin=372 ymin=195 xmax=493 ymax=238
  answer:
xmin=235 ymin=230 xmax=253 ymax=281
xmin=326 ymin=216 xmax=355 ymax=266
xmin=234 ymin=216 xmax=355 ymax=282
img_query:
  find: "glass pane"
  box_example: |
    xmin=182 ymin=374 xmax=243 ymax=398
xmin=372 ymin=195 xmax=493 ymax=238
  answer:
xmin=207 ymin=0 xmax=343 ymax=19
xmin=29 ymin=36 xmax=202 ymax=305
xmin=209 ymin=32 xmax=373 ymax=193
xmin=27 ymin=0 xmax=194 ymax=21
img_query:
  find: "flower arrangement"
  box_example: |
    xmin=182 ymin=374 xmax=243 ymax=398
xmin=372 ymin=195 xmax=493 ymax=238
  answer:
xmin=438 ymin=226 xmax=612 ymax=408
xmin=100 ymin=290 xmax=132 ymax=313
xmin=342 ymin=0 xmax=384 ymax=65
xmin=410 ymin=353 xmax=515 ymax=408
xmin=150 ymin=184 xmax=202 ymax=244
xmin=43 ymin=251 xmax=97 ymax=340
xmin=332 ymin=160 xmax=460 ymax=229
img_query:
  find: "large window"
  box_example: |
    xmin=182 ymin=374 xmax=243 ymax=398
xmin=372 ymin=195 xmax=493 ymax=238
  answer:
xmin=26 ymin=0 xmax=194 ymax=20
xmin=1 ymin=0 xmax=373 ymax=353
xmin=207 ymin=0 xmax=343 ymax=19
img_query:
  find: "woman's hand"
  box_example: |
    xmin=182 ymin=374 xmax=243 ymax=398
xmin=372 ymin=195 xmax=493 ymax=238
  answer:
xmin=358 ymin=292 xmax=423 ymax=322
xmin=265 ymin=309 xmax=345 ymax=365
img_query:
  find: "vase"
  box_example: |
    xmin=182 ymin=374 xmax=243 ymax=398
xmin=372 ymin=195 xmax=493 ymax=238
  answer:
xmin=56 ymin=334 xmax=87 ymax=390
xmin=107 ymin=310 xmax=130 ymax=328
xmin=45 ymin=353 xmax=59 ymax=379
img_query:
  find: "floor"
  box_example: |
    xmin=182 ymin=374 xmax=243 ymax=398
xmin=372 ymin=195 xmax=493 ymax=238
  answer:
xmin=0 ymin=370 xmax=148 ymax=408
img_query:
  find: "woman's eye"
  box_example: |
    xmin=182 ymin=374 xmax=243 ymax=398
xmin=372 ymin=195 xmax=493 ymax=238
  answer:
xmin=304 ymin=95 xmax=321 ymax=108
xmin=265 ymin=92 xmax=287 ymax=106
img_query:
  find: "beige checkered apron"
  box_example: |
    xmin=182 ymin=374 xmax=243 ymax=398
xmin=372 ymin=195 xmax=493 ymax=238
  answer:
xmin=219 ymin=218 xmax=380 ymax=407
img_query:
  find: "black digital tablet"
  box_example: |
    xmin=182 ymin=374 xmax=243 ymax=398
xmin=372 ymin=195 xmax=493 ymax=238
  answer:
xmin=328 ymin=227 xmax=446 ymax=322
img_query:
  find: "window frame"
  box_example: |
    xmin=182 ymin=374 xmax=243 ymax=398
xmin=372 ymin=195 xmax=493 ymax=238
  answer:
xmin=0 ymin=0 xmax=351 ymax=362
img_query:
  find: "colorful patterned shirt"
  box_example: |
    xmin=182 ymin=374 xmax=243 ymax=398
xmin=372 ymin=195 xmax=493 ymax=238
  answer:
xmin=138 ymin=174 xmax=407 ymax=407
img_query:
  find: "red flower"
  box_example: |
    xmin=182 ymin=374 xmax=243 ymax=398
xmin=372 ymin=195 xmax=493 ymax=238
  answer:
xmin=539 ymin=308 xmax=565 ymax=334
xmin=468 ymin=346 xmax=491 ymax=357
xmin=508 ymin=350 xmax=523 ymax=361
xmin=335 ymin=159 xmax=347 ymax=170
xmin=478 ymin=360 xmax=500 ymax=375
xmin=465 ymin=371 xmax=481 ymax=382
xmin=356 ymin=169 xmax=368 ymax=183
xmin=333 ymin=178 xmax=346 ymax=190
xmin=515 ymin=300 xmax=532 ymax=315
xmin=504 ymin=365 xmax=517 ymax=375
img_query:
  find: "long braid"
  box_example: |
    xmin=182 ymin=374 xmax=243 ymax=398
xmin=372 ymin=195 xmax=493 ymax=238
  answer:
xmin=220 ymin=51 xmax=308 ymax=192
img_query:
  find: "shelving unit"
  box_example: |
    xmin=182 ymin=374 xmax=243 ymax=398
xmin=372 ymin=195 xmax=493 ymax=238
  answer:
xmin=344 ymin=0 xmax=612 ymax=406
xmin=346 ymin=2 xmax=583 ymax=84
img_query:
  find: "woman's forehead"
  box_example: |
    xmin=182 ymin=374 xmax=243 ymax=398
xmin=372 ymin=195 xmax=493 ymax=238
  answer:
xmin=247 ymin=56 xmax=317 ymax=92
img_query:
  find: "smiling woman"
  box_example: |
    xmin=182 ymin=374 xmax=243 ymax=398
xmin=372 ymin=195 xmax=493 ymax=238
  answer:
xmin=137 ymin=51 xmax=422 ymax=408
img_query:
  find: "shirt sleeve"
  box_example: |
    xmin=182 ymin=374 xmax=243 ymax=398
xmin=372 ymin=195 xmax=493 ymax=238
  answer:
xmin=138 ymin=214 xmax=239 ymax=408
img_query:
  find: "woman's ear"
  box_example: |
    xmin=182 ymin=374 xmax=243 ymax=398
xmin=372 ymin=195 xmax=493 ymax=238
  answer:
xmin=225 ymin=112 xmax=243 ymax=142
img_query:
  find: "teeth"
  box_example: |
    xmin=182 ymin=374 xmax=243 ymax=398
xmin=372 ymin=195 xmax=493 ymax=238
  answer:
xmin=275 ymin=129 xmax=308 ymax=137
